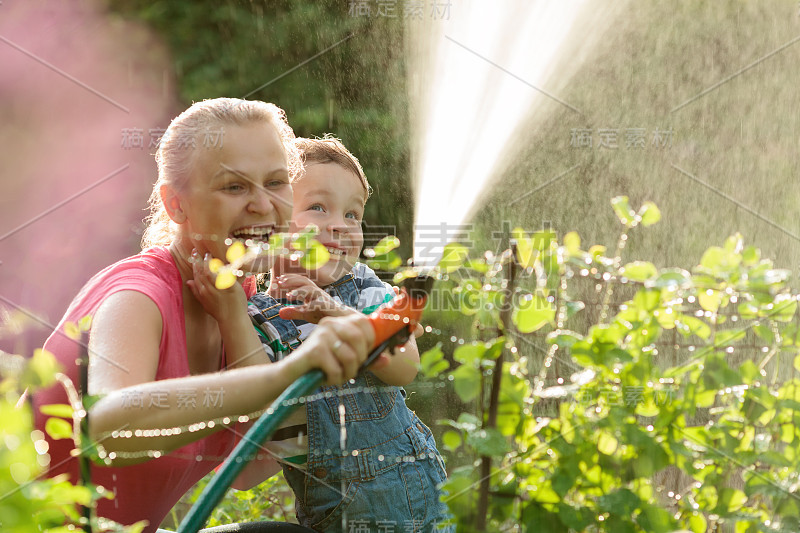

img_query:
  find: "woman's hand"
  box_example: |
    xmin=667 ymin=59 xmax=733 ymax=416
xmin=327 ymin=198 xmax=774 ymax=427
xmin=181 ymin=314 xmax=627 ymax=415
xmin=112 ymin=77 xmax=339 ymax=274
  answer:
xmin=187 ymin=250 xmax=247 ymax=323
xmin=287 ymin=312 xmax=381 ymax=385
xmin=187 ymin=250 xmax=269 ymax=369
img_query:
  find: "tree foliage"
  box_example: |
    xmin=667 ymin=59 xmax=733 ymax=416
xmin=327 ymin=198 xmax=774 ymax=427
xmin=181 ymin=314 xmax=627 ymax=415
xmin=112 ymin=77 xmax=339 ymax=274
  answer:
xmin=417 ymin=197 xmax=800 ymax=532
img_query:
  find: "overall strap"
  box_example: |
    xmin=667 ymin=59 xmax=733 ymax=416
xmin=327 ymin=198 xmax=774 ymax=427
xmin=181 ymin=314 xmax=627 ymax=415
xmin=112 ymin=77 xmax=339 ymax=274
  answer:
xmin=247 ymin=293 xmax=303 ymax=360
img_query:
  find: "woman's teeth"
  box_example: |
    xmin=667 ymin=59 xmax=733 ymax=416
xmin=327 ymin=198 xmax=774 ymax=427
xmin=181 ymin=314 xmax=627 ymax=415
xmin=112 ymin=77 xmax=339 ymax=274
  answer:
xmin=232 ymin=228 xmax=272 ymax=241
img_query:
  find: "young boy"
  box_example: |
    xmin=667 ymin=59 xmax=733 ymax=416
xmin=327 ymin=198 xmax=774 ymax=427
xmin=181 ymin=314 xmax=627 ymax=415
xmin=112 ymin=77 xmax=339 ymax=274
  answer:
xmin=199 ymin=137 xmax=451 ymax=532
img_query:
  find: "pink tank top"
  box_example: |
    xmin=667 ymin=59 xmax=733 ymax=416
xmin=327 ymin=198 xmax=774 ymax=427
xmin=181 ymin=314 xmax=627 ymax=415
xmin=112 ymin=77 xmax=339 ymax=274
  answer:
xmin=34 ymin=246 xmax=255 ymax=532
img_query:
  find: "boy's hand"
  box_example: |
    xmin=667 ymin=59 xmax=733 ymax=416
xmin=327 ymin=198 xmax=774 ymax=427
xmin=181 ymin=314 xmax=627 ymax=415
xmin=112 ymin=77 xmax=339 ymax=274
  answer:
xmin=187 ymin=251 xmax=247 ymax=323
xmin=268 ymin=274 xmax=326 ymax=301
xmin=272 ymin=274 xmax=357 ymax=323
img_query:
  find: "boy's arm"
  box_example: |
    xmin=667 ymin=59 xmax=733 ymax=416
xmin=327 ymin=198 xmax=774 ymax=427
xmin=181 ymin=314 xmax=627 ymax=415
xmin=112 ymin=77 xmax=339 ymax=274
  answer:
xmin=368 ymin=334 xmax=419 ymax=386
xmin=273 ymin=270 xmax=420 ymax=385
xmin=187 ymin=253 xmax=270 ymax=369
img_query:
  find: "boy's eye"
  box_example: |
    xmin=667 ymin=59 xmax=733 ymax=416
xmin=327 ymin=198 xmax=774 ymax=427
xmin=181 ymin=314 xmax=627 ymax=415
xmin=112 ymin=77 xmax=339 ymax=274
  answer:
xmin=309 ymin=204 xmax=325 ymax=212
xmin=345 ymin=212 xmax=360 ymax=220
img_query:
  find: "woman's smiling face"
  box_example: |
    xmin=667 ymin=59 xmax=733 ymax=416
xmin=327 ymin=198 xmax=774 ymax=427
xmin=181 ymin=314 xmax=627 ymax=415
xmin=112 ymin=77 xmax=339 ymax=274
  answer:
xmin=177 ymin=121 xmax=293 ymax=268
xmin=289 ymin=162 xmax=366 ymax=286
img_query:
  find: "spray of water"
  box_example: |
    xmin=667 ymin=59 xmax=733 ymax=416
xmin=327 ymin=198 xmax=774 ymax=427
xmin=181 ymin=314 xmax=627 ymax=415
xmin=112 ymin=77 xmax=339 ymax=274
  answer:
xmin=406 ymin=0 xmax=623 ymax=267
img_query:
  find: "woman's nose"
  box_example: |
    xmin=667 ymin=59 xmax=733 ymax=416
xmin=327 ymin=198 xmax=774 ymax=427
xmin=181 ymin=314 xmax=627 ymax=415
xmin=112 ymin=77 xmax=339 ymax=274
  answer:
xmin=247 ymin=186 xmax=274 ymax=214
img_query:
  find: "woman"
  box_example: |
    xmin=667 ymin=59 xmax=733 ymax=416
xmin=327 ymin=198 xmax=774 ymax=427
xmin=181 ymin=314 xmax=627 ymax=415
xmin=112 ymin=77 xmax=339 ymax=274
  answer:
xmin=34 ymin=98 xmax=377 ymax=532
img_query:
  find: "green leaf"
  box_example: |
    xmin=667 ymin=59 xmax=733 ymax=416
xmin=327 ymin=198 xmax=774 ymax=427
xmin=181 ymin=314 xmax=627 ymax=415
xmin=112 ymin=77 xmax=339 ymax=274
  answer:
xmin=484 ymin=337 xmax=506 ymax=360
xmin=225 ymin=240 xmax=246 ymax=263
xmin=563 ymin=231 xmax=581 ymax=255
xmin=522 ymin=502 xmax=563 ymax=533
xmin=299 ymin=240 xmax=330 ymax=270
xmin=81 ymin=393 xmax=103 ymax=411
xmin=367 ymin=251 xmax=402 ymax=271
xmin=611 ymin=196 xmax=635 ymax=226
xmin=695 ymin=389 xmax=717 ymax=408
xmin=45 ymin=417 xmax=73 ymax=440
xmin=565 ymin=300 xmax=585 ymax=319
xmin=438 ymin=242 xmax=469 ymax=273
xmin=64 ymin=321 xmax=81 ymax=340
xmin=638 ymin=201 xmax=661 ymax=226
xmin=513 ymin=295 xmax=555 ymax=333
xmin=513 ymin=227 xmax=535 ymax=268
xmin=737 ymin=300 xmax=759 ymax=320
xmin=442 ymin=430 xmax=462 ymax=451
xmin=557 ymin=503 xmax=594 ymax=531
xmin=654 ymin=268 xmax=691 ymax=290
xmin=597 ymin=430 xmax=619 ymax=455
xmin=547 ymin=329 xmax=583 ymax=348
xmin=738 ymin=360 xmax=760 ymax=383
xmin=741 ymin=246 xmax=760 ymax=265
xmin=772 ymin=293 xmax=798 ymax=322
xmin=698 ymin=289 xmax=723 ymax=313
xmin=420 ymin=343 xmax=449 ymax=378
xmin=20 ymin=348 xmax=60 ymax=389
xmin=39 ymin=404 xmax=73 ymax=419
xmin=453 ymin=343 xmax=486 ymax=366
xmin=715 ymin=488 xmax=747 ymax=514
xmin=633 ymin=288 xmax=662 ymax=311
xmin=78 ymin=315 xmax=93 ymax=332
xmin=688 ymin=513 xmax=707 ymax=533
xmin=532 ymin=230 xmax=556 ymax=254
xmin=466 ymin=428 xmax=511 ymax=457
xmin=698 ymin=246 xmax=741 ymax=276
xmin=372 ymin=235 xmax=400 ymax=255
xmin=636 ymin=502 xmax=675 ymax=533
xmin=675 ymin=315 xmax=711 ymax=340
xmin=451 ymin=364 xmax=481 ymax=403
xmin=621 ymin=261 xmax=657 ymax=282
xmin=597 ymin=488 xmax=641 ymax=515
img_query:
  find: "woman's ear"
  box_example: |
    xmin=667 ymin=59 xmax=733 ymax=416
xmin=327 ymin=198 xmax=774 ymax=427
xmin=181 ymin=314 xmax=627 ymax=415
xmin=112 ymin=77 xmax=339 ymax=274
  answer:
xmin=160 ymin=184 xmax=187 ymax=224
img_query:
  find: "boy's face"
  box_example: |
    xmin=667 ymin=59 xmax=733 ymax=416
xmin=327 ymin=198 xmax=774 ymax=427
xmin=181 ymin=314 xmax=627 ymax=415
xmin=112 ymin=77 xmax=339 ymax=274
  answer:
xmin=290 ymin=162 xmax=366 ymax=286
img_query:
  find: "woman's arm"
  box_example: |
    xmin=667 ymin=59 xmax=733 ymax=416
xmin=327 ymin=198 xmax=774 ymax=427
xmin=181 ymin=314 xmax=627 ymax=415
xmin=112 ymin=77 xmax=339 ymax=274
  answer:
xmin=87 ymin=290 xmax=374 ymax=464
xmin=187 ymin=253 xmax=269 ymax=369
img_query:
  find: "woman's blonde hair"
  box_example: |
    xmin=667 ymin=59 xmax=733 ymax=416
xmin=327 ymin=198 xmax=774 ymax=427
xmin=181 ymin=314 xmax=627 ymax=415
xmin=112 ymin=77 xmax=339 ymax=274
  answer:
xmin=141 ymin=98 xmax=302 ymax=249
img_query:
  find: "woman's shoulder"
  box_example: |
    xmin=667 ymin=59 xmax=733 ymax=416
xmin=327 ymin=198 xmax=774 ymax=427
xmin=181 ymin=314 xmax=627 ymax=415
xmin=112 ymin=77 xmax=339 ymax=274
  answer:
xmin=89 ymin=246 xmax=177 ymax=287
xmin=66 ymin=247 xmax=181 ymax=318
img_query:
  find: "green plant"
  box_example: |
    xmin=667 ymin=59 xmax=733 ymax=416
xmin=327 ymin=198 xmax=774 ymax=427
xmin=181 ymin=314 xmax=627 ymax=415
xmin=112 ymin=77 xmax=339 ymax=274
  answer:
xmin=416 ymin=197 xmax=800 ymax=532
xmin=0 ymin=346 xmax=142 ymax=532
xmin=164 ymin=470 xmax=297 ymax=529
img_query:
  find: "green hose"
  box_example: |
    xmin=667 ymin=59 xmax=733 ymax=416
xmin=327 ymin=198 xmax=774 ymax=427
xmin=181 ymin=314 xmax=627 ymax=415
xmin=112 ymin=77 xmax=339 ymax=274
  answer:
xmin=177 ymin=327 xmax=407 ymax=532
xmin=176 ymin=369 xmax=324 ymax=533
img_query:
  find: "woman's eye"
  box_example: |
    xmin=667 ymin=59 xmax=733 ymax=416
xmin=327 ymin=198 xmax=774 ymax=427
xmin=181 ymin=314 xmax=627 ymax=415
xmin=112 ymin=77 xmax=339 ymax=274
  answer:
xmin=225 ymin=183 xmax=246 ymax=192
xmin=266 ymin=179 xmax=288 ymax=189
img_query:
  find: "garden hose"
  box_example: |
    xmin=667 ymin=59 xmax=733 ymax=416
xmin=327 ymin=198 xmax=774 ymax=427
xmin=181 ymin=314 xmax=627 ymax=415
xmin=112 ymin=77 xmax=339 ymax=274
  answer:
xmin=177 ymin=275 xmax=433 ymax=533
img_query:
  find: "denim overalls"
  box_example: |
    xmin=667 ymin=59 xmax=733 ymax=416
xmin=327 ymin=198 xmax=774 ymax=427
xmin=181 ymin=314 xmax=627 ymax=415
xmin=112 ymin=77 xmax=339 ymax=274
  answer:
xmin=249 ymin=271 xmax=452 ymax=533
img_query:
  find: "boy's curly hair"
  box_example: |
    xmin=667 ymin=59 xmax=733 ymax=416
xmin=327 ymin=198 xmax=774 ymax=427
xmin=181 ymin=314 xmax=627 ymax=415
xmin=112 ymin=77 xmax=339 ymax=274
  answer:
xmin=294 ymin=135 xmax=373 ymax=202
